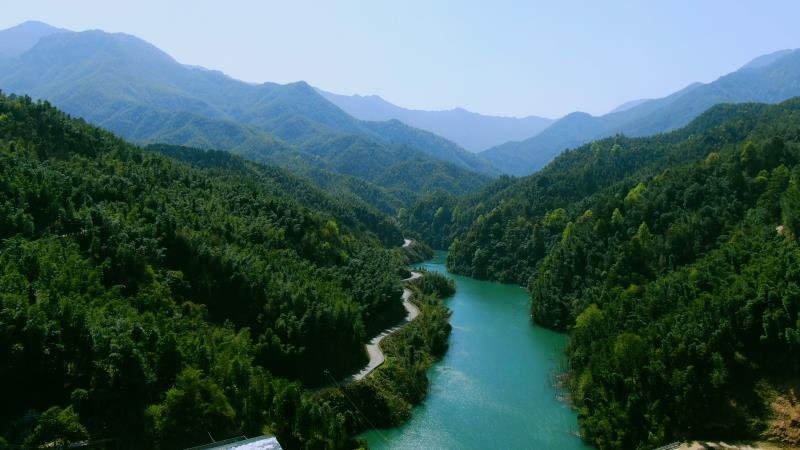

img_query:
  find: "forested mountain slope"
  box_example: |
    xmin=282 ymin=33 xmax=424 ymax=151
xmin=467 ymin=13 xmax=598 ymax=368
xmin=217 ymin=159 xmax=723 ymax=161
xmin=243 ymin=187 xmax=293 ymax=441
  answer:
xmin=481 ymin=49 xmax=800 ymax=175
xmin=404 ymin=101 xmax=782 ymax=278
xmin=0 ymin=94 xmax=412 ymax=449
xmin=146 ymin=143 xmax=404 ymax=244
xmin=404 ymin=98 xmax=800 ymax=448
xmin=284 ymin=134 xmax=491 ymax=204
xmin=318 ymin=88 xmax=554 ymax=152
xmin=0 ymin=24 xmax=496 ymax=209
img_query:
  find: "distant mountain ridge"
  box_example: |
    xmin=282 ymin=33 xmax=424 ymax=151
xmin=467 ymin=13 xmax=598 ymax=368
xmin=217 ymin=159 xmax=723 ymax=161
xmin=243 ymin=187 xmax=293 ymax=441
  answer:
xmin=317 ymin=89 xmax=554 ymax=152
xmin=481 ymin=48 xmax=800 ymax=175
xmin=0 ymin=27 xmax=488 ymax=166
xmin=4 ymin=21 xmax=795 ymax=181
xmin=0 ymin=22 xmax=497 ymax=210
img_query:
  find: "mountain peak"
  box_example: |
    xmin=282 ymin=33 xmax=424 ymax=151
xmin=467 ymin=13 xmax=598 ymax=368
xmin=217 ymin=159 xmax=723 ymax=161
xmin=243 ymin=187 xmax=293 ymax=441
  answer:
xmin=563 ymin=110 xmax=594 ymax=120
xmin=24 ymin=29 xmax=179 ymax=68
xmin=351 ymin=93 xmax=384 ymax=101
xmin=3 ymin=20 xmax=65 ymax=33
xmin=741 ymin=48 xmax=798 ymax=70
xmin=285 ymin=80 xmax=317 ymax=91
xmin=0 ymin=20 xmax=70 ymax=58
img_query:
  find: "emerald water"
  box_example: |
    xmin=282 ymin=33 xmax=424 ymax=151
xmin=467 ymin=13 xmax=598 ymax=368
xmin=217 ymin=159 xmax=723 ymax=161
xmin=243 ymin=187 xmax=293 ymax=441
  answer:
xmin=362 ymin=251 xmax=591 ymax=449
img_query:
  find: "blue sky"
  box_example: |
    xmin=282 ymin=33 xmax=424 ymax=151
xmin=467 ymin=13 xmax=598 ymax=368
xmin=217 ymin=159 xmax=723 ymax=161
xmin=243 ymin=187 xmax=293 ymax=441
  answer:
xmin=3 ymin=0 xmax=799 ymax=118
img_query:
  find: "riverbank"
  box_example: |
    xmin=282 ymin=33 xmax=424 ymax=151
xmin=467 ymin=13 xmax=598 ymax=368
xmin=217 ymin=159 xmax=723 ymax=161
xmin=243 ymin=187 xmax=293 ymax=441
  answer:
xmin=323 ymin=239 xmax=425 ymax=384
xmin=310 ymin=261 xmax=454 ymax=446
xmin=361 ymin=251 xmax=589 ymax=449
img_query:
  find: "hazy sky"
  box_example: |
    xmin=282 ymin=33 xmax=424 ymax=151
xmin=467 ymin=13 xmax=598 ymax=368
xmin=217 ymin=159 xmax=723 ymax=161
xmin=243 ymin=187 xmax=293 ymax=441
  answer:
xmin=3 ymin=0 xmax=800 ymax=118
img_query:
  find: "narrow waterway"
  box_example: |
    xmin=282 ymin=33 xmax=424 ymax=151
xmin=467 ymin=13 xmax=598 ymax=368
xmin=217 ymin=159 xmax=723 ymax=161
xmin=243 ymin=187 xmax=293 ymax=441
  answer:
xmin=362 ymin=251 xmax=591 ymax=449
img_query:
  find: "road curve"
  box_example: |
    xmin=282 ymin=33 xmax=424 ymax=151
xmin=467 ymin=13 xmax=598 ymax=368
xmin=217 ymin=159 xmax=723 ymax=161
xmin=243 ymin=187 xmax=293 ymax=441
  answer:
xmin=352 ymin=270 xmax=421 ymax=381
xmin=351 ymin=237 xmax=419 ymax=381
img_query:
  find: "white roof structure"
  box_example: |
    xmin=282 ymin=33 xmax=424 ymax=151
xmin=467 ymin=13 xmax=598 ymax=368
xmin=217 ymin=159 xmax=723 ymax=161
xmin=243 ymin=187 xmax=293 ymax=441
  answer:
xmin=188 ymin=435 xmax=282 ymax=450
xmin=224 ymin=436 xmax=282 ymax=450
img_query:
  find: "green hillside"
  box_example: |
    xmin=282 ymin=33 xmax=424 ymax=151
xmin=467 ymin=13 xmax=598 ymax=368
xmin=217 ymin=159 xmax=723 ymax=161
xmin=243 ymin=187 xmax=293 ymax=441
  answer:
xmin=0 ymin=93 xmax=413 ymax=448
xmin=404 ymin=99 xmax=800 ymax=447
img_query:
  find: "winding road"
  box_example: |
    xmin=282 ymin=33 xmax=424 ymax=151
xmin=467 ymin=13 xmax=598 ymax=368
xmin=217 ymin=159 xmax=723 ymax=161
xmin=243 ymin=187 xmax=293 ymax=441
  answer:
xmin=351 ymin=239 xmax=421 ymax=381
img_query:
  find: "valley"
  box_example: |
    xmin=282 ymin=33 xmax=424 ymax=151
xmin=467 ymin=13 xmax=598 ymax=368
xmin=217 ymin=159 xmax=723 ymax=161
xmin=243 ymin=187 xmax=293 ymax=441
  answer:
xmin=1 ymin=10 xmax=800 ymax=450
xmin=362 ymin=252 xmax=590 ymax=450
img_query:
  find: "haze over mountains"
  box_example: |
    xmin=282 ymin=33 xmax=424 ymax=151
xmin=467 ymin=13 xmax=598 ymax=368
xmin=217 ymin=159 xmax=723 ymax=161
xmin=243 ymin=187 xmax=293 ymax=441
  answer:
xmin=608 ymin=98 xmax=650 ymax=114
xmin=480 ymin=48 xmax=800 ymax=175
xmin=317 ymin=89 xmax=554 ymax=152
xmin=0 ymin=21 xmax=497 ymax=213
xmin=317 ymin=47 xmax=800 ymax=177
xmin=1 ymin=21 xmax=799 ymax=183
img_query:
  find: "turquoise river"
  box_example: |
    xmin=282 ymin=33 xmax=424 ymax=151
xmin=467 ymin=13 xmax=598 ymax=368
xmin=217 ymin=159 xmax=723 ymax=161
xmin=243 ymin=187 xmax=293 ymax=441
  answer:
xmin=362 ymin=251 xmax=591 ymax=449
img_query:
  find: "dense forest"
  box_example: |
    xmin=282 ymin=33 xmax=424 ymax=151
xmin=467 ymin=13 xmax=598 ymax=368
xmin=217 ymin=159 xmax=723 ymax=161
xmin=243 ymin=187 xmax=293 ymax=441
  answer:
xmin=146 ymin=143 xmax=404 ymax=247
xmin=404 ymin=99 xmax=800 ymax=448
xmin=400 ymin=239 xmax=434 ymax=264
xmin=0 ymin=93 xmax=452 ymax=449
